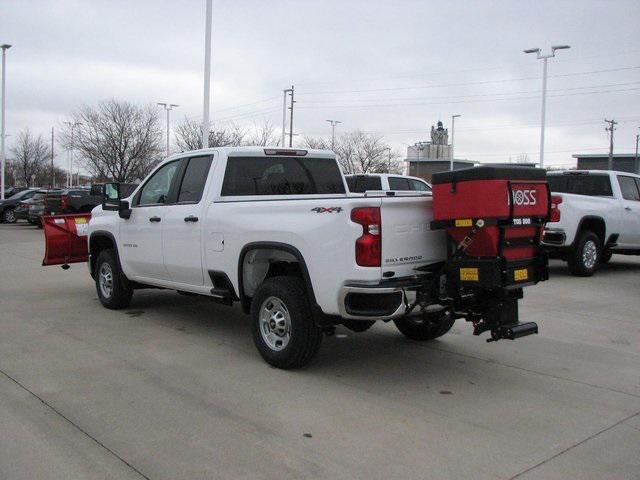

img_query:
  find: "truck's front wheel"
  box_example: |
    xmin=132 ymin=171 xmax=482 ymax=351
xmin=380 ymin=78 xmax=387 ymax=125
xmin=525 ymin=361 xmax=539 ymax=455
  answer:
xmin=95 ymin=249 xmax=133 ymax=309
xmin=250 ymin=276 xmax=322 ymax=369
xmin=394 ymin=311 xmax=455 ymax=341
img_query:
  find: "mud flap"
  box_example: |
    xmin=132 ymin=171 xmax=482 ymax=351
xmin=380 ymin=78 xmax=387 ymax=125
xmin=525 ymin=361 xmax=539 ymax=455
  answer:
xmin=42 ymin=214 xmax=91 ymax=267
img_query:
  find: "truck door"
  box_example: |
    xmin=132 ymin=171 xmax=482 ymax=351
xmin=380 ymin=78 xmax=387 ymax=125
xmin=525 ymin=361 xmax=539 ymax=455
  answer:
xmin=616 ymin=175 xmax=640 ymax=247
xmin=120 ymin=160 xmax=181 ymax=280
xmin=162 ymin=155 xmax=214 ymax=285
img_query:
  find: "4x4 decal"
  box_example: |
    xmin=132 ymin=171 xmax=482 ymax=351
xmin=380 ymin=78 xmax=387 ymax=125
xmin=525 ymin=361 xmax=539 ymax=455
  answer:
xmin=311 ymin=207 xmax=343 ymax=214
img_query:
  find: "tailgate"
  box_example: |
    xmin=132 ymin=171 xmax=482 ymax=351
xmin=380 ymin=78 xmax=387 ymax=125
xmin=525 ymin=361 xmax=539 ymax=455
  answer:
xmin=380 ymin=195 xmax=446 ymax=277
xmin=42 ymin=214 xmax=91 ymax=266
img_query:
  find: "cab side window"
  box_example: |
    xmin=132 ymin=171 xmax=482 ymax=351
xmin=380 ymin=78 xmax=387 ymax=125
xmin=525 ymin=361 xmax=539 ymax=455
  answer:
xmin=177 ymin=156 xmax=213 ymax=203
xmin=409 ymin=179 xmax=431 ymax=192
xmin=617 ymin=175 xmax=640 ymax=201
xmin=388 ymin=177 xmax=411 ymax=190
xmin=137 ymin=161 xmax=180 ymax=206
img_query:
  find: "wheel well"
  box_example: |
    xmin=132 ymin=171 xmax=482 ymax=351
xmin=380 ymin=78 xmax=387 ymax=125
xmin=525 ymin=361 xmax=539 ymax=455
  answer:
xmin=238 ymin=244 xmax=318 ymax=315
xmin=241 ymin=248 xmax=300 ymax=299
xmin=577 ymin=217 xmax=606 ymax=245
xmin=89 ymin=234 xmax=115 ymax=276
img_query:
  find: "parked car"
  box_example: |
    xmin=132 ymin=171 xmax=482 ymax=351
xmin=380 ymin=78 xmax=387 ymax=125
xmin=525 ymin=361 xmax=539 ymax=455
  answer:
xmin=44 ymin=184 xmax=138 ymax=215
xmin=345 ymin=173 xmax=432 ymax=193
xmin=44 ymin=148 xmax=550 ymax=369
xmin=543 ymin=170 xmax=640 ymax=275
xmin=3 ymin=186 xmax=28 ymax=199
xmin=0 ymin=188 xmax=38 ymax=223
xmin=14 ymin=189 xmax=59 ymax=226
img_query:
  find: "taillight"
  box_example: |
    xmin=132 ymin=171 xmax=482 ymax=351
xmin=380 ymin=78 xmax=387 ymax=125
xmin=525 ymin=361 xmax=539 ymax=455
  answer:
xmin=61 ymin=195 xmax=68 ymax=209
xmin=351 ymin=207 xmax=381 ymax=267
xmin=549 ymin=195 xmax=562 ymax=222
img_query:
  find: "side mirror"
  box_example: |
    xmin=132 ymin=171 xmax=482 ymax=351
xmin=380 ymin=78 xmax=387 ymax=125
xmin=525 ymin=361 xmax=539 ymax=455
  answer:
xmin=102 ymin=183 xmax=121 ymax=211
xmin=102 ymin=183 xmax=132 ymax=219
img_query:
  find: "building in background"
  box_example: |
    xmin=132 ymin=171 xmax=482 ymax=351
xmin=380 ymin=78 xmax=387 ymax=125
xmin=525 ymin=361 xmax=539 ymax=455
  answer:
xmin=573 ymin=153 xmax=639 ymax=174
xmin=405 ymin=121 xmax=474 ymax=181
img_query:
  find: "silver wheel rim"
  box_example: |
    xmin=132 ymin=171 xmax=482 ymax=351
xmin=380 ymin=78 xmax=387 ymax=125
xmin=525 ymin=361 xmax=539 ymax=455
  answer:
xmin=582 ymin=240 xmax=598 ymax=269
xmin=5 ymin=209 xmax=15 ymax=222
xmin=99 ymin=263 xmax=114 ymax=299
xmin=259 ymin=296 xmax=291 ymax=351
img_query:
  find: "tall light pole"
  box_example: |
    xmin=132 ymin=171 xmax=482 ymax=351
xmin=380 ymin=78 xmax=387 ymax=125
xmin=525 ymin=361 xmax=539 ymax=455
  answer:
xmin=326 ymin=119 xmax=342 ymax=151
xmin=634 ymin=127 xmax=639 ymax=174
xmin=63 ymin=121 xmax=81 ymax=187
xmin=450 ymin=114 xmax=461 ymax=171
xmin=202 ymin=0 xmax=213 ymax=148
xmin=1 ymin=44 xmax=11 ymax=200
xmin=524 ymin=45 xmax=570 ymax=168
xmin=158 ymin=103 xmax=179 ymax=157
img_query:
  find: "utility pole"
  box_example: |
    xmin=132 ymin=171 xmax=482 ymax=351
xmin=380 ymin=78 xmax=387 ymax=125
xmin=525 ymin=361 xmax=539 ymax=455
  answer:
xmin=384 ymin=146 xmax=392 ymax=173
xmin=1 ymin=44 xmax=11 ymax=200
xmin=450 ymin=114 xmax=461 ymax=171
xmin=50 ymin=127 xmax=54 ymax=188
xmin=326 ymin=119 xmax=342 ymax=151
xmin=281 ymin=87 xmax=293 ymax=146
xmin=288 ymin=85 xmax=295 ymax=148
xmin=63 ymin=121 xmax=80 ymax=187
xmin=202 ymin=0 xmax=213 ymax=148
xmin=524 ymin=45 xmax=570 ymax=168
xmin=157 ymin=103 xmax=179 ymax=157
xmin=604 ymin=118 xmax=617 ymax=171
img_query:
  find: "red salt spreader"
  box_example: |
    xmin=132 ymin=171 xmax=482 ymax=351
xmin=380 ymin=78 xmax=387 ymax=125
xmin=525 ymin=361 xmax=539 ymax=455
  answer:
xmin=427 ymin=166 xmax=550 ymax=342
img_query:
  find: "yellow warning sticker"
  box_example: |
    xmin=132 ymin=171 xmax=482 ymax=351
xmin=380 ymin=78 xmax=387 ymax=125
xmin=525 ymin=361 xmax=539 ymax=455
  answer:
xmin=460 ymin=268 xmax=479 ymax=281
xmin=514 ymin=268 xmax=529 ymax=281
xmin=75 ymin=217 xmax=87 ymax=224
xmin=455 ymin=218 xmax=473 ymax=227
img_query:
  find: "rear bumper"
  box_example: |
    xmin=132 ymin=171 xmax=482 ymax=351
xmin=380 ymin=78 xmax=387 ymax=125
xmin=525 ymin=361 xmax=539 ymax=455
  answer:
xmin=338 ymin=278 xmax=424 ymax=321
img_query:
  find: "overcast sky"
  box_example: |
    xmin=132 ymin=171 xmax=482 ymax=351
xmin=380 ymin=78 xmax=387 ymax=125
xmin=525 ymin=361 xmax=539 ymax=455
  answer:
xmin=2 ymin=0 xmax=639 ymax=171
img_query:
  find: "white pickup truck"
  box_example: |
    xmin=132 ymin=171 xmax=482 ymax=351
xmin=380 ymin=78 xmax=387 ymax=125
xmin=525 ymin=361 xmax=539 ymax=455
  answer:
xmin=543 ymin=170 xmax=640 ymax=275
xmin=43 ymin=148 xmax=548 ymax=368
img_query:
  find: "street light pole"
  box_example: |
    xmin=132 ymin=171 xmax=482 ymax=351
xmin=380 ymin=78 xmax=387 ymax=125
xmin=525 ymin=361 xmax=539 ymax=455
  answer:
xmin=524 ymin=45 xmax=570 ymax=168
xmin=157 ymin=103 xmax=179 ymax=157
xmin=1 ymin=44 xmax=11 ymax=200
xmin=384 ymin=146 xmax=391 ymax=173
xmin=202 ymin=0 xmax=213 ymax=148
xmin=450 ymin=114 xmax=461 ymax=171
xmin=282 ymin=87 xmax=293 ymax=146
xmin=634 ymin=128 xmax=639 ymax=174
xmin=325 ymin=119 xmax=342 ymax=151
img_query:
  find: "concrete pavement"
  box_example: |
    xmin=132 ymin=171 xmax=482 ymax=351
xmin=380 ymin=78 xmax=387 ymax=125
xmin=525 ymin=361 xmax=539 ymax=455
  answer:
xmin=1 ymin=223 xmax=639 ymax=479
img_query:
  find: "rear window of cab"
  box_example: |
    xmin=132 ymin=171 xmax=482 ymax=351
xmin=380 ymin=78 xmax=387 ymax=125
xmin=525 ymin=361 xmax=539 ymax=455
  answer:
xmin=221 ymin=157 xmax=346 ymax=196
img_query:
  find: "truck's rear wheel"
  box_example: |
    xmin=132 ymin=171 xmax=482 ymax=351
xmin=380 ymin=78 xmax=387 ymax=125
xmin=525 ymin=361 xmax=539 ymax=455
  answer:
xmin=568 ymin=230 xmax=600 ymax=276
xmin=250 ymin=276 xmax=322 ymax=369
xmin=95 ymin=249 xmax=133 ymax=309
xmin=394 ymin=311 xmax=455 ymax=341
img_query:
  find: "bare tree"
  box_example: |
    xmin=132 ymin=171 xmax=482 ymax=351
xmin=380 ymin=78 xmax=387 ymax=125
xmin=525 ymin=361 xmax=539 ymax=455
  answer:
xmin=62 ymin=99 xmax=163 ymax=183
xmin=247 ymin=119 xmax=279 ymax=146
xmin=304 ymin=130 xmax=400 ymax=174
xmin=10 ymin=129 xmax=50 ymax=187
xmin=174 ymin=117 xmax=247 ymax=150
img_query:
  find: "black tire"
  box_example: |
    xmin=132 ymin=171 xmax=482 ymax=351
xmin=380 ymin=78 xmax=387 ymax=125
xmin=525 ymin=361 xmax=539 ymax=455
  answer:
xmin=27 ymin=219 xmax=36 ymax=225
xmin=2 ymin=208 xmax=16 ymax=223
xmin=600 ymin=250 xmax=613 ymax=264
xmin=393 ymin=311 xmax=455 ymax=341
xmin=568 ymin=230 xmax=600 ymax=277
xmin=250 ymin=276 xmax=322 ymax=369
xmin=95 ymin=249 xmax=133 ymax=309
xmin=36 ymin=218 xmax=43 ymax=229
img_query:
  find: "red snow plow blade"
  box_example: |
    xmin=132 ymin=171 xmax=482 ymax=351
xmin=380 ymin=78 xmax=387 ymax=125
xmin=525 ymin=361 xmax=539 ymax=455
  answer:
xmin=42 ymin=214 xmax=91 ymax=267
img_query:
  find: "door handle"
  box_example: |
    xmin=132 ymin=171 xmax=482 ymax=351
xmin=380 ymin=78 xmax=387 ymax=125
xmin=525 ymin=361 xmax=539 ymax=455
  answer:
xmin=184 ymin=215 xmax=199 ymax=222
xmin=149 ymin=216 xmax=161 ymax=222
